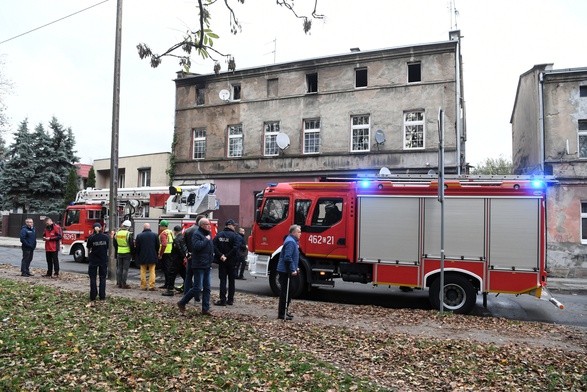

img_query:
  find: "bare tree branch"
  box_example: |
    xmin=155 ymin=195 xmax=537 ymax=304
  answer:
xmin=138 ymin=0 xmax=323 ymax=72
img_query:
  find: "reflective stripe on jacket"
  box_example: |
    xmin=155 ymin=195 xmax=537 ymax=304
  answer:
xmin=159 ymin=229 xmax=173 ymax=254
xmin=115 ymin=229 xmax=131 ymax=254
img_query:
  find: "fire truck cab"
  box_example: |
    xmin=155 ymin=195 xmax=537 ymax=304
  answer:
xmin=248 ymin=176 xmax=557 ymax=314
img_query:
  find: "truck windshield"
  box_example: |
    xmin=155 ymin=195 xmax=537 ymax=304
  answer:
xmin=64 ymin=210 xmax=80 ymax=227
xmin=260 ymin=198 xmax=289 ymax=225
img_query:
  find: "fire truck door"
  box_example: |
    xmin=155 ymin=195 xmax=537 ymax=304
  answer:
xmin=302 ymin=197 xmax=346 ymax=259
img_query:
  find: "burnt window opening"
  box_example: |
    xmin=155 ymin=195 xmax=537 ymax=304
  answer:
xmin=355 ymin=68 xmax=367 ymax=88
xmin=195 ymin=85 xmax=205 ymax=105
xmin=580 ymin=86 xmax=587 ymax=97
xmin=306 ymin=73 xmax=318 ymax=93
xmin=232 ymin=84 xmax=241 ymax=101
xmin=408 ymin=62 xmax=421 ymax=83
xmin=267 ymin=78 xmax=278 ymax=97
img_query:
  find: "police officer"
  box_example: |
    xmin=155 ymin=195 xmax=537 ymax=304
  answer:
xmin=213 ymin=219 xmax=242 ymax=306
xmin=114 ymin=220 xmax=134 ymax=289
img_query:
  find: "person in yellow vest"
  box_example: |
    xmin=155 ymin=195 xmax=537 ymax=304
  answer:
xmin=114 ymin=220 xmax=134 ymax=289
xmin=158 ymin=220 xmax=175 ymax=296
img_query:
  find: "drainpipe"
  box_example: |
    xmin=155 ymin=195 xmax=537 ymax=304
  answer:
xmin=538 ymin=72 xmax=545 ymax=173
xmin=450 ymin=31 xmax=462 ymax=175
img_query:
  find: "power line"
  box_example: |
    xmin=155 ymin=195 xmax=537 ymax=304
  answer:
xmin=0 ymin=0 xmax=110 ymax=45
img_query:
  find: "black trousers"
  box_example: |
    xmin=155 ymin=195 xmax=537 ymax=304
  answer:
xmin=218 ymin=262 xmax=237 ymax=303
xmin=46 ymin=251 xmax=60 ymax=276
xmin=161 ymin=254 xmax=174 ymax=290
xmin=278 ymin=272 xmax=292 ymax=317
xmin=89 ymin=262 xmax=107 ymax=301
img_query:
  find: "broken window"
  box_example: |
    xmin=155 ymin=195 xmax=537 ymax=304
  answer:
xmin=579 ymin=120 xmax=587 ymax=158
xmin=306 ymin=73 xmax=318 ymax=93
xmin=267 ymin=78 xmax=278 ymax=97
xmin=351 ymin=115 xmax=370 ymax=152
xmin=408 ymin=62 xmax=421 ymax=83
xmin=404 ymin=111 xmax=425 ymax=149
xmin=355 ymin=68 xmax=367 ymax=88
xmin=195 ymin=84 xmax=205 ymax=105
xmin=232 ymin=84 xmax=241 ymax=101
xmin=228 ymin=124 xmax=243 ymax=158
xmin=264 ymin=121 xmax=280 ymax=156
xmin=580 ymin=86 xmax=587 ymax=98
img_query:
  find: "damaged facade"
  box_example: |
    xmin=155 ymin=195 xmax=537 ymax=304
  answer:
xmin=511 ymin=64 xmax=587 ymax=276
xmin=173 ymin=31 xmax=466 ymax=228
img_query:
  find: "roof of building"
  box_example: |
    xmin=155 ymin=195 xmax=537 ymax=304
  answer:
xmin=75 ymin=163 xmax=92 ymax=178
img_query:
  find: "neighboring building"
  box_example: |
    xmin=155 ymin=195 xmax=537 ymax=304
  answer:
xmin=92 ymin=152 xmax=171 ymax=189
xmin=74 ymin=163 xmax=92 ymax=190
xmin=172 ymin=31 xmax=466 ymax=228
xmin=511 ymin=64 xmax=587 ymax=276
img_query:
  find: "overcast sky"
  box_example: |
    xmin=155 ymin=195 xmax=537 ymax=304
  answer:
xmin=1 ymin=0 xmax=586 ymax=166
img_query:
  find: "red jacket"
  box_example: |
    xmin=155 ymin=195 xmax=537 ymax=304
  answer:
xmin=44 ymin=224 xmax=62 ymax=252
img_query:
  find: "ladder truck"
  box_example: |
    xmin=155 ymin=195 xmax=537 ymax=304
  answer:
xmin=247 ymin=175 xmax=563 ymax=314
xmin=60 ymin=184 xmax=217 ymax=263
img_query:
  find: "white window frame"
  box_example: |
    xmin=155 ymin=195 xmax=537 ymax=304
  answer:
xmin=303 ymin=119 xmax=321 ymax=154
xmin=404 ymin=111 xmax=425 ymax=150
xmin=350 ymin=115 xmax=370 ymax=152
xmin=138 ymin=169 xmax=151 ymax=187
xmin=264 ymin=121 xmax=280 ymax=156
xmin=582 ymin=201 xmax=587 ymax=244
xmin=228 ymin=124 xmax=243 ymax=158
xmin=579 ymin=120 xmax=587 ymax=159
xmin=193 ymin=128 xmax=206 ymax=160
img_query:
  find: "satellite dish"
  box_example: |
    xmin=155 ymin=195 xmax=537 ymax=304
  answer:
xmin=375 ymin=129 xmax=386 ymax=144
xmin=378 ymin=167 xmax=391 ymax=177
xmin=219 ymin=89 xmax=230 ymax=101
xmin=276 ymin=132 xmax=290 ymax=150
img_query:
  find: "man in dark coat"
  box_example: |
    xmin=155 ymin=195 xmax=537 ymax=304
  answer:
xmin=213 ymin=219 xmax=242 ymax=306
xmin=177 ymin=218 xmax=215 ymax=316
xmin=19 ymin=218 xmax=36 ymax=277
xmin=169 ymin=225 xmax=188 ymax=293
xmin=135 ymin=223 xmax=160 ymax=291
xmin=183 ymin=215 xmax=204 ymax=294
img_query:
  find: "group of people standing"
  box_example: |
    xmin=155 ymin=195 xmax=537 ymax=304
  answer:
xmin=19 ymin=215 xmax=300 ymax=320
xmin=19 ymin=217 xmax=63 ymax=279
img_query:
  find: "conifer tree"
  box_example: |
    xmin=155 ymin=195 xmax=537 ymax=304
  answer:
xmin=64 ymin=166 xmax=79 ymax=207
xmin=0 ymin=119 xmax=36 ymax=212
xmin=86 ymin=166 xmax=96 ymax=188
xmin=29 ymin=123 xmax=52 ymax=212
xmin=39 ymin=117 xmax=78 ymax=213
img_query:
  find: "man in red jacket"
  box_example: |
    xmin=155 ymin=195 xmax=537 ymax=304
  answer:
xmin=43 ymin=218 xmax=62 ymax=278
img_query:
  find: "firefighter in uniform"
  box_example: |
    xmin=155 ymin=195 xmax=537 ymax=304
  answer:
xmin=114 ymin=220 xmax=134 ymax=289
xmin=158 ymin=220 xmax=175 ymax=296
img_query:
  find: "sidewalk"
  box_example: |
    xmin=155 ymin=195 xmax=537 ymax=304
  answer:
xmin=1 ymin=235 xmax=586 ymax=295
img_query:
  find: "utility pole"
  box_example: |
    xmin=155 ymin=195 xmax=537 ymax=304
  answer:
xmin=108 ymin=0 xmax=123 ymax=279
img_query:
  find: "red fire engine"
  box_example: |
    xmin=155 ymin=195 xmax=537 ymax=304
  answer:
xmin=60 ymin=184 xmax=218 ymax=263
xmin=248 ymin=175 xmax=562 ymax=314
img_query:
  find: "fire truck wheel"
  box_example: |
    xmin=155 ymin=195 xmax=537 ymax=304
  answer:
xmin=269 ymin=267 xmax=307 ymax=299
xmin=429 ymin=274 xmax=476 ymax=314
xmin=72 ymin=244 xmax=86 ymax=263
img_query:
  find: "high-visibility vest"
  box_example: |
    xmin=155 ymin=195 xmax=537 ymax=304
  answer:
xmin=115 ymin=229 xmax=131 ymax=254
xmin=159 ymin=229 xmax=173 ymax=254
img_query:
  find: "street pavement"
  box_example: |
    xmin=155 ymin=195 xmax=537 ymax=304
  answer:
xmin=1 ymin=235 xmax=586 ymax=295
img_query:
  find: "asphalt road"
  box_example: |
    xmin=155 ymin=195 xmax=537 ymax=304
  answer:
xmin=2 ymin=246 xmax=585 ymax=328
